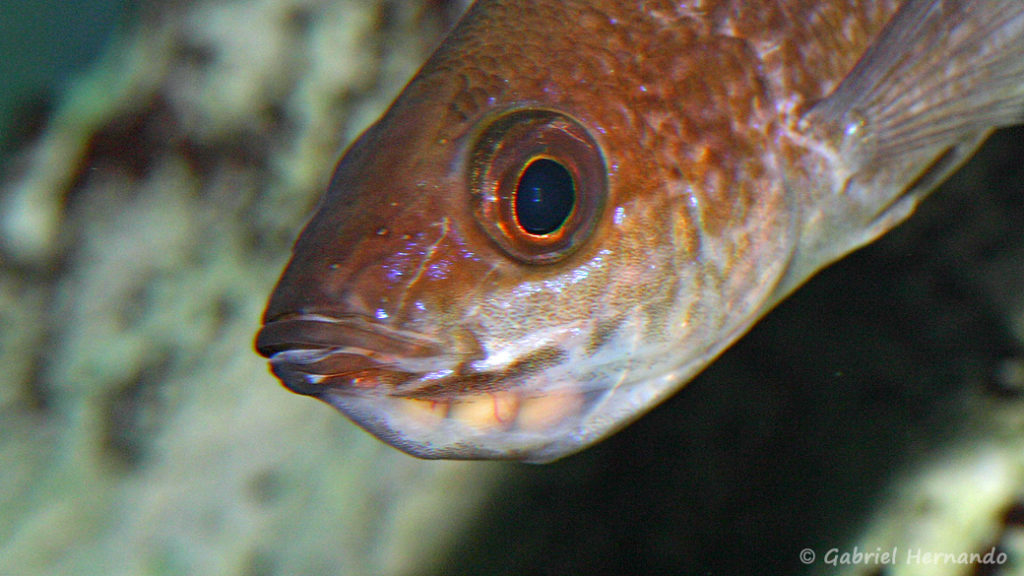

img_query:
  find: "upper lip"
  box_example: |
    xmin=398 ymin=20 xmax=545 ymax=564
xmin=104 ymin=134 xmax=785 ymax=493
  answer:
xmin=255 ymin=313 xmax=445 ymax=362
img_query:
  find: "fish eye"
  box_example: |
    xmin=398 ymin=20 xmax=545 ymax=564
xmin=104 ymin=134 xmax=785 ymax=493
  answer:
xmin=514 ymin=158 xmax=575 ymax=235
xmin=470 ymin=110 xmax=606 ymax=263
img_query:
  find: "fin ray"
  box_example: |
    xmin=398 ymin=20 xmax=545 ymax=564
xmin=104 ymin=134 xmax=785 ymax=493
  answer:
xmin=806 ymin=0 xmax=1024 ymax=167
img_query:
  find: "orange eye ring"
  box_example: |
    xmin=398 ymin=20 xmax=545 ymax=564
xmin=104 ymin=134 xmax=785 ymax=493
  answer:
xmin=469 ymin=109 xmax=607 ymax=264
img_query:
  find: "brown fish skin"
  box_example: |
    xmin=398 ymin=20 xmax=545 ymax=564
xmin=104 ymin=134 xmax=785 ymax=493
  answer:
xmin=256 ymin=1 xmax=1024 ymax=461
xmin=262 ymin=0 xmax=899 ymax=329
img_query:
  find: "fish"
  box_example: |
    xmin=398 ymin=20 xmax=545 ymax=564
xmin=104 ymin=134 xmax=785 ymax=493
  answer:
xmin=255 ymin=0 xmax=1024 ymax=462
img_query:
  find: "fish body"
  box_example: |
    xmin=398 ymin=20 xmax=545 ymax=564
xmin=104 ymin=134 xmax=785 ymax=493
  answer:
xmin=256 ymin=0 xmax=1024 ymax=462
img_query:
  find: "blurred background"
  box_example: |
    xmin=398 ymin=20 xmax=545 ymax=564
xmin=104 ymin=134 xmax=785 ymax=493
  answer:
xmin=0 ymin=0 xmax=133 ymax=155
xmin=1 ymin=1 xmax=1022 ymax=575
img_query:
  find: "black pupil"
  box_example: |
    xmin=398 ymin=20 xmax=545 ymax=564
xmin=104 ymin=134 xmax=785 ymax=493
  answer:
xmin=514 ymin=158 xmax=576 ymax=235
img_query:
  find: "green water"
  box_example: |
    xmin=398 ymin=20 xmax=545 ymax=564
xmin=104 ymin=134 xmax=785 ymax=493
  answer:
xmin=0 ymin=0 xmax=131 ymax=150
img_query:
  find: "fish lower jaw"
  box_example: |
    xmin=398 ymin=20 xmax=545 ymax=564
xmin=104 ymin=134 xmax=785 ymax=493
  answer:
xmin=323 ymin=387 xmax=589 ymax=462
xmin=265 ymin=348 xmax=591 ymax=461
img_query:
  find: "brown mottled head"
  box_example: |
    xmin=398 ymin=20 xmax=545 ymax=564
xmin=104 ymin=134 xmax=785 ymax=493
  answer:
xmin=256 ymin=0 xmax=816 ymax=462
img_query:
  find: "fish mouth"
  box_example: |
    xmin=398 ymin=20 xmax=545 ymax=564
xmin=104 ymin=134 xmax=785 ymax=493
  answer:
xmin=254 ymin=313 xmax=447 ymax=394
xmin=255 ymin=314 xmax=606 ymax=462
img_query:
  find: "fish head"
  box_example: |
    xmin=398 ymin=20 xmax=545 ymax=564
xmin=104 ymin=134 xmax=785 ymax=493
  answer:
xmin=256 ymin=3 xmax=796 ymax=462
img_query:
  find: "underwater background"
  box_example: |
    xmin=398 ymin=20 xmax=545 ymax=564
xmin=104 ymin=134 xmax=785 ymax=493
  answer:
xmin=1 ymin=1 xmax=1023 ymax=575
xmin=0 ymin=0 xmax=131 ymax=155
